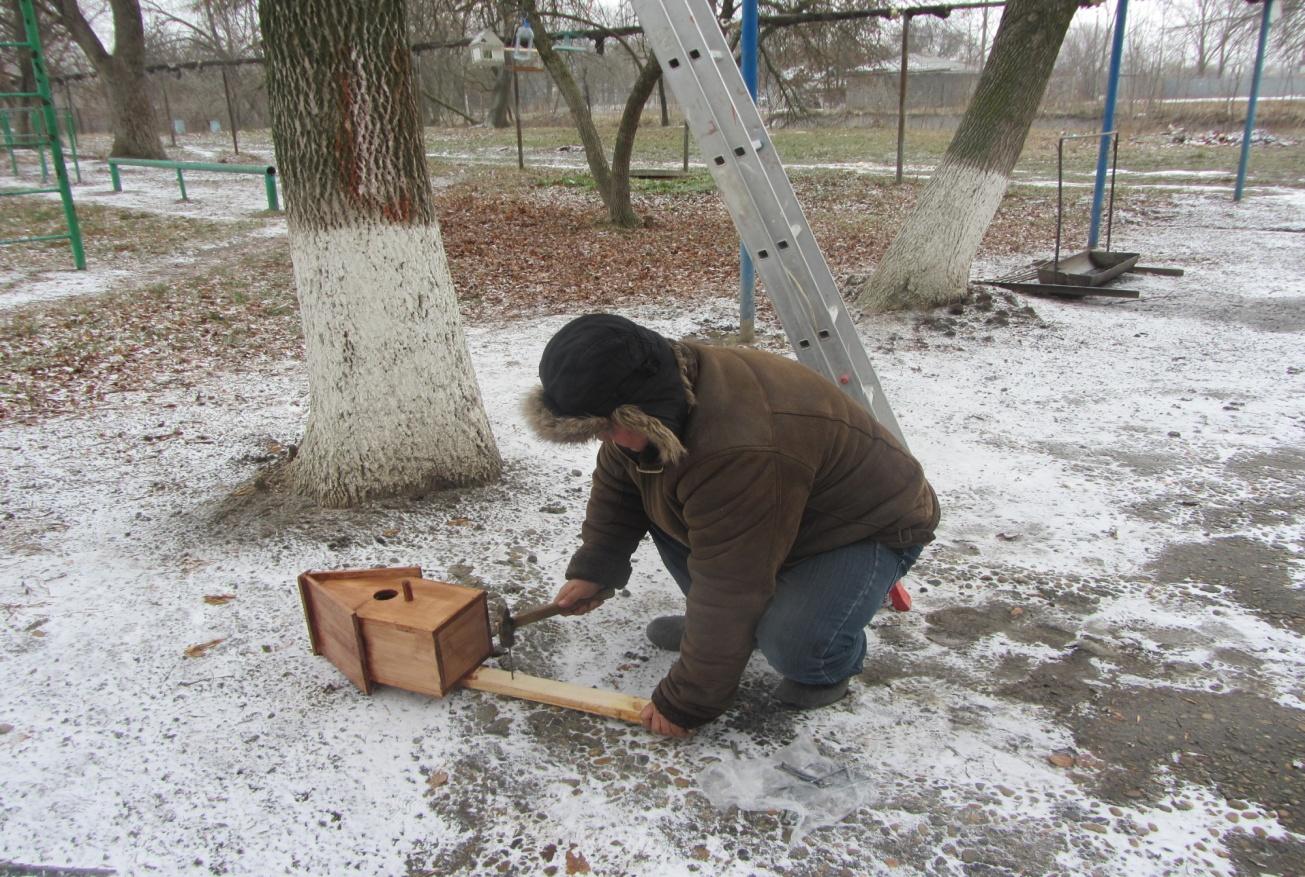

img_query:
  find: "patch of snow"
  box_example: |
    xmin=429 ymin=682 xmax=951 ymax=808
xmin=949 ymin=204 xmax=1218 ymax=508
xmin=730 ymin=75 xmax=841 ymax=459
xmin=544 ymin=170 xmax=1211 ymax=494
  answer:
xmin=0 ymin=267 xmax=131 ymax=311
xmin=1 ymin=168 xmax=1303 ymax=874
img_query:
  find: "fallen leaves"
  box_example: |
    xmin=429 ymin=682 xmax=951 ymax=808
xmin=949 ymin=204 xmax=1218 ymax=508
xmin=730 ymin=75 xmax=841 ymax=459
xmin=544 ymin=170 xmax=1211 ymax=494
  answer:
xmin=426 ymin=770 xmax=448 ymax=790
xmin=0 ymin=171 xmax=1165 ymax=424
xmin=1048 ymin=750 xmax=1077 ymax=769
xmin=184 ymin=638 xmax=225 ymax=658
xmin=0 ymin=236 xmax=297 ymax=422
xmin=203 ymin=594 xmax=236 ymax=605
xmin=565 ymin=848 xmax=590 ymax=875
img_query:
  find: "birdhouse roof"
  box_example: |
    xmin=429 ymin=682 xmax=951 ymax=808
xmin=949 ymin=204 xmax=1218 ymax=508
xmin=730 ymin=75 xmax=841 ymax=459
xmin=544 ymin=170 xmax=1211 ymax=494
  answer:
xmin=470 ymin=29 xmax=505 ymax=49
xmin=305 ymin=570 xmax=484 ymax=632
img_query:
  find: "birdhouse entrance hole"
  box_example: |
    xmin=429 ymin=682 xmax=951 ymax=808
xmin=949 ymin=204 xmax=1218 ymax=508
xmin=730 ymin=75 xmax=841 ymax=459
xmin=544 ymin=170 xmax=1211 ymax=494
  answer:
xmin=373 ymin=589 xmax=398 ymax=600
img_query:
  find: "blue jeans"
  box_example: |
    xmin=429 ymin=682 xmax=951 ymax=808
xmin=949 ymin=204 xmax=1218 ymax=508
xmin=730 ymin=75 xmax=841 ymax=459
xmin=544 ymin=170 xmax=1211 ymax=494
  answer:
xmin=649 ymin=527 xmax=922 ymax=685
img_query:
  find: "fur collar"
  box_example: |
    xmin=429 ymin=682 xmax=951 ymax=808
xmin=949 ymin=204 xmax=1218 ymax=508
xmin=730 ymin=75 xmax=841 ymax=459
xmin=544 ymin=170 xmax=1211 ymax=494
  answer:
xmin=521 ymin=341 xmax=698 ymax=467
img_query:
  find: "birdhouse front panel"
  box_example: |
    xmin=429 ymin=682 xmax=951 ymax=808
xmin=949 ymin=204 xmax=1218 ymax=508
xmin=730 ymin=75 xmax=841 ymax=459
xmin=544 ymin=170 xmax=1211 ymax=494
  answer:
xmin=298 ymin=567 xmax=492 ymax=697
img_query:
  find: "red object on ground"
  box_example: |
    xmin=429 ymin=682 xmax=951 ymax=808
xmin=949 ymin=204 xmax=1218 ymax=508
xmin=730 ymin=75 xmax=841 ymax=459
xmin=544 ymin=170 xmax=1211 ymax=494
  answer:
xmin=889 ymin=580 xmax=912 ymax=611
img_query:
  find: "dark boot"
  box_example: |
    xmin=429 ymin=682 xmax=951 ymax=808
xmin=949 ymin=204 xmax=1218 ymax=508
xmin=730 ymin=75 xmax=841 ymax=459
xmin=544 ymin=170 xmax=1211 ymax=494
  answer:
xmin=645 ymin=615 xmax=685 ymax=651
xmin=773 ymin=677 xmax=850 ymax=709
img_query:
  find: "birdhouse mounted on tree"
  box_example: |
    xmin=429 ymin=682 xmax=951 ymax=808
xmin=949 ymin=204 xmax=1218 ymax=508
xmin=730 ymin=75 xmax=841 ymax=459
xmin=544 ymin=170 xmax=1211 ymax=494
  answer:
xmin=298 ymin=566 xmax=492 ymax=697
xmin=468 ymin=28 xmax=505 ymax=67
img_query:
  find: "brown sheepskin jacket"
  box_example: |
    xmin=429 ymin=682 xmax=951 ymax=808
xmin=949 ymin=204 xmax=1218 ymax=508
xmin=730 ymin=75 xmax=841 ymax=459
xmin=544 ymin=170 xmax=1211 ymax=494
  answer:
xmin=564 ymin=342 xmax=938 ymax=729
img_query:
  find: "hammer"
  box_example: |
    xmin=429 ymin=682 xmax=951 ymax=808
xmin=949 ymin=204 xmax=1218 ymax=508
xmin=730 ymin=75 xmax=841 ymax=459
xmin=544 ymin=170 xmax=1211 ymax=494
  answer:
xmin=497 ymin=587 xmax=616 ymax=651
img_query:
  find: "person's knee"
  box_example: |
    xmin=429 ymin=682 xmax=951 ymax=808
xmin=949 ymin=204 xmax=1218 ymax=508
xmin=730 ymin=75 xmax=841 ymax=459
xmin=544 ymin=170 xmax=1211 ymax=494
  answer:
xmin=758 ymin=625 xmax=865 ymax=684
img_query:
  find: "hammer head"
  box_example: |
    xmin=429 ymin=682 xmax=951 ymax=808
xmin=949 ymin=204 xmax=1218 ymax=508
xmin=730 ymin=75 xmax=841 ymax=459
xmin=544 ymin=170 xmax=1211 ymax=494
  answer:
xmin=497 ymin=604 xmax=516 ymax=649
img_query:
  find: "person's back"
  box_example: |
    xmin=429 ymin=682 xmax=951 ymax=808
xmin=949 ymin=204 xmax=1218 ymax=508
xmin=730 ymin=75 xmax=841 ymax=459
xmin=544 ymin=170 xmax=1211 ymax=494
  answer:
xmin=672 ymin=342 xmax=937 ymax=557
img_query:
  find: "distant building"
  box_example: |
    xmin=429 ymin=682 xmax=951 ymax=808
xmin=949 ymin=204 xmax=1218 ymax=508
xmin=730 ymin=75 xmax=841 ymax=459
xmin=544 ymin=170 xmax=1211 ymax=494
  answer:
xmin=846 ymin=54 xmax=981 ymax=112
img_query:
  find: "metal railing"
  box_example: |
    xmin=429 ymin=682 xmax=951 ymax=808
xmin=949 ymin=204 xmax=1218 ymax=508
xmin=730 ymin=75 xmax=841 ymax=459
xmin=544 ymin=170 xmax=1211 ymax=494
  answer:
xmin=107 ymin=157 xmax=280 ymax=212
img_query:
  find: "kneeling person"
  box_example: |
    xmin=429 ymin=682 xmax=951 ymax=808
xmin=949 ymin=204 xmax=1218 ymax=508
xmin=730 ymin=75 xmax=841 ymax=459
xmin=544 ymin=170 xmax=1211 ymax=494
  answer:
xmin=523 ymin=314 xmax=939 ymax=737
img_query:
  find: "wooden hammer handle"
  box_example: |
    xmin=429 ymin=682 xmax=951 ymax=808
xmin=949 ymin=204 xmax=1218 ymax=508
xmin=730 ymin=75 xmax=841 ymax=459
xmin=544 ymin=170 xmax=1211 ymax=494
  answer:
xmin=511 ymin=587 xmax=615 ymax=628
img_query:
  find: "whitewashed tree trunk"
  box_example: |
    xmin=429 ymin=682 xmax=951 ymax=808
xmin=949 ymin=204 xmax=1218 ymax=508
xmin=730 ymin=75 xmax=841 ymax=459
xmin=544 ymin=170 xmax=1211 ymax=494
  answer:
xmin=261 ymin=0 xmax=501 ymax=507
xmin=855 ymin=0 xmax=1081 ymax=313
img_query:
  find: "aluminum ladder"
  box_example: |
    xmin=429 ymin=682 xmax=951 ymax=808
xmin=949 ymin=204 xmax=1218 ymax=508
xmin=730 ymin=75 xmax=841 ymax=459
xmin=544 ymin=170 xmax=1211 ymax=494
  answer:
xmin=630 ymin=0 xmax=904 ymax=445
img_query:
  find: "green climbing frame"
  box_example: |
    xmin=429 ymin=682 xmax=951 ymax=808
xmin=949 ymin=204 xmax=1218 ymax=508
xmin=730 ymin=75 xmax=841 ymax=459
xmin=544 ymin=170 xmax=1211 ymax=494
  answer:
xmin=0 ymin=0 xmax=84 ymax=269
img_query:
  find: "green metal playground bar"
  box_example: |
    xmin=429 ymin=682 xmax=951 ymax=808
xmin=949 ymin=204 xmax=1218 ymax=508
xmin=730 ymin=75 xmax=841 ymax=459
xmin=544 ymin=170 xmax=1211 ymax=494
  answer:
xmin=0 ymin=0 xmax=84 ymax=269
xmin=1 ymin=107 xmax=83 ymax=183
xmin=107 ymin=158 xmax=280 ymax=212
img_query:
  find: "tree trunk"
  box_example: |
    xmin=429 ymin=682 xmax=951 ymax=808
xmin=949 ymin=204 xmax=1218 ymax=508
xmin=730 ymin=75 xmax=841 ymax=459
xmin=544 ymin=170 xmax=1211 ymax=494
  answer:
xmin=855 ymin=0 xmax=1079 ymax=313
xmin=611 ymin=59 xmax=664 ymax=212
xmin=102 ymin=57 xmax=166 ymax=158
xmin=521 ymin=0 xmax=643 ymax=228
xmin=260 ymin=0 xmax=501 ymax=507
xmin=489 ymin=64 xmax=512 ymax=127
xmin=9 ymin=0 xmax=35 ymax=135
xmin=53 ymin=0 xmax=165 ymax=159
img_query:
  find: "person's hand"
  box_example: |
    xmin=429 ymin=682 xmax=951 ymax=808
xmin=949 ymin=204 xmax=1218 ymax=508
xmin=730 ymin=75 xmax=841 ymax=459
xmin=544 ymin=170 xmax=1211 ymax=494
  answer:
xmin=554 ymin=579 xmax=609 ymax=615
xmin=640 ymin=701 xmax=691 ymax=738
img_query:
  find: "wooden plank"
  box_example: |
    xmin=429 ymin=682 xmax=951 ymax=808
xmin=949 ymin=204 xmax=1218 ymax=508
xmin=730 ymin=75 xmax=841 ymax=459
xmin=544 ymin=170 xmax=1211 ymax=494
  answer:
xmin=304 ymin=583 xmax=371 ymax=694
xmin=1130 ymin=264 xmax=1185 ymax=277
xmin=350 ymin=611 xmax=374 ymax=695
xmin=297 ymin=573 xmax=324 ymax=655
xmin=359 ymin=618 xmax=443 ymax=697
xmin=356 ymin=577 xmax=482 ymax=629
xmin=460 ymin=667 xmax=650 ymax=725
xmin=434 ymin=596 xmax=493 ymax=694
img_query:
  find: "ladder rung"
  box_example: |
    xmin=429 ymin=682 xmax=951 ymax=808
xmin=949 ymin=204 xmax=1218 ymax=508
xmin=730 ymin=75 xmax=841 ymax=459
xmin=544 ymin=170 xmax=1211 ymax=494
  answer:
xmin=0 ymin=233 xmax=71 ymax=245
xmin=0 ymin=187 xmax=61 ymax=196
xmin=0 ymin=41 xmax=34 ymax=49
xmin=633 ymin=0 xmax=905 ymax=444
xmin=0 ymin=92 xmax=44 ymax=100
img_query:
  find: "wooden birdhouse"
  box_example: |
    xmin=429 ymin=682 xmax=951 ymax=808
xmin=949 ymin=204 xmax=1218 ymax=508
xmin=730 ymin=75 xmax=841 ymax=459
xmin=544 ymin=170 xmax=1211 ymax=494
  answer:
xmin=468 ymin=28 xmax=505 ymax=67
xmin=298 ymin=566 xmax=491 ymax=697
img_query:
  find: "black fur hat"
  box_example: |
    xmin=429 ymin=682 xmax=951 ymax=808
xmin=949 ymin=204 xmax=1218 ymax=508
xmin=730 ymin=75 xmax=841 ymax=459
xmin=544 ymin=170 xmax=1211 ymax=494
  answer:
xmin=522 ymin=314 xmax=692 ymax=464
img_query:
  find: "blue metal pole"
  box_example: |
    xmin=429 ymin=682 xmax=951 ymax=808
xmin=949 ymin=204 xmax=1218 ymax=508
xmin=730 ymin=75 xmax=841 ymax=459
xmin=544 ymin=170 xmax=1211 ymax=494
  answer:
xmin=1089 ymin=0 xmax=1128 ymax=249
xmin=1235 ymin=0 xmax=1274 ymax=203
xmin=739 ymin=0 xmax=758 ymax=341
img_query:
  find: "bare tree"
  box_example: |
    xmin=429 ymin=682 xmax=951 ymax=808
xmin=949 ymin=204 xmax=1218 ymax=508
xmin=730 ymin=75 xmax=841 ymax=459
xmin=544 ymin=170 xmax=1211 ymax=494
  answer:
xmin=1177 ymin=0 xmax=1227 ymax=75
xmin=758 ymin=0 xmax=894 ymax=121
xmin=47 ymin=0 xmax=166 ymax=157
xmin=146 ymin=0 xmax=260 ymax=150
xmin=520 ymin=0 xmax=664 ymax=227
xmin=260 ymin=0 xmax=502 ymax=506
xmin=1054 ymin=13 xmax=1109 ymax=103
xmin=1272 ymin=0 xmax=1305 ymax=64
xmin=406 ymin=0 xmax=480 ymax=126
xmin=853 ymin=0 xmax=1084 ymax=313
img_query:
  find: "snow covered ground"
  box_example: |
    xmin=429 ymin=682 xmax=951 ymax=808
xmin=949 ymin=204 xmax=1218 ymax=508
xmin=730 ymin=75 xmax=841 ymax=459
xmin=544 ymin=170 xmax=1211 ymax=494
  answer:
xmin=1 ymin=152 xmax=1303 ymax=876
